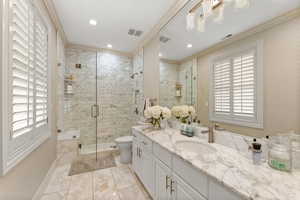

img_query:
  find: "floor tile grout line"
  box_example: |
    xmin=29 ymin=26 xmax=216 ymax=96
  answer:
xmin=92 ymin=171 xmax=95 ymax=200
xmin=65 ymin=175 xmax=74 ymax=200
xmin=110 ymin=167 xmax=122 ymax=200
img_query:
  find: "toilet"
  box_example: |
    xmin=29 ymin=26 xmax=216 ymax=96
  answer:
xmin=115 ymin=136 xmax=133 ymax=164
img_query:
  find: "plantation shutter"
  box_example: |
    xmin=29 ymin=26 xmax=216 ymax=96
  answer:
xmin=10 ymin=0 xmax=48 ymax=138
xmin=211 ymin=46 xmax=261 ymax=127
xmin=34 ymin=16 xmax=48 ymax=127
xmin=213 ymin=60 xmax=231 ymax=115
xmin=233 ymin=51 xmax=256 ymax=118
xmin=10 ymin=0 xmax=34 ymax=137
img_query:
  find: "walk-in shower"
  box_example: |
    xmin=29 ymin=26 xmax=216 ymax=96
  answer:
xmin=61 ymin=47 xmax=139 ymax=158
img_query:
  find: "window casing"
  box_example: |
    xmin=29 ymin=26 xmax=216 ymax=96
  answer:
xmin=1 ymin=0 xmax=50 ymax=175
xmin=209 ymin=41 xmax=263 ymax=128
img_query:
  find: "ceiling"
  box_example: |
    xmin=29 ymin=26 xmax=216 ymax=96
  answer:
xmin=160 ymin=0 xmax=300 ymax=61
xmin=52 ymin=0 xmax=177 ymax=52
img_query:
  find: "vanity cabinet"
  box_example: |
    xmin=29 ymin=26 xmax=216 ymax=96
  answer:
xmin=132 ymin=130 xmax=155 ymax=197
xmin=132 ymin=128 xmax=243 ymax=200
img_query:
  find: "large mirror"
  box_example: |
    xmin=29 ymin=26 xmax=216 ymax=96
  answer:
xmin=159 ymin=0 xmax=300 ymax=136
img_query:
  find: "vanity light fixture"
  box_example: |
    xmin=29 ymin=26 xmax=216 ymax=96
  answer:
xmin=186 ymin=0 xmax=251 ymax=32
xmin=159 ymin=53 xmax=162 ymax=57
xmin=187 ymin=44 xmax=193 ymax=48
xmin=107 ymin=44 xmax=112 ymax=48
xmin=89 ymin=19 xmax=97 ymax=26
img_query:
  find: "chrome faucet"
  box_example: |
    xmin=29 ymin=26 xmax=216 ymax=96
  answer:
xmin=208 ymin=123 xmax=215 ymax=143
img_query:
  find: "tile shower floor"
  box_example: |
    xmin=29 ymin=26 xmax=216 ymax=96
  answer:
xmin=39 ymin=154 xmax=152 ymax=200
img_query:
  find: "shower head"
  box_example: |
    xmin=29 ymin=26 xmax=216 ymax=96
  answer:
xmin=130 ymin=72 xmax=139 ymax=79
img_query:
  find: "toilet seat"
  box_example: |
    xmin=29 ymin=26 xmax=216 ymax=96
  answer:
xmin=115 ymin=136 xmax=133 ymax=144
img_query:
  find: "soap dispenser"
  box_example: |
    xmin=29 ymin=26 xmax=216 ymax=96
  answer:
xmin=252 ymin=138 xmax=262 ymax=165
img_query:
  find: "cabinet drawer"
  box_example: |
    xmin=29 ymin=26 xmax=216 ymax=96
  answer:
xmin=173 ymin=156 xmax=208 ymax=198
xmin=140 ymin=135 xmax=152 ymax=153
xmin=153 ymin=143 xmax=172 ymax=167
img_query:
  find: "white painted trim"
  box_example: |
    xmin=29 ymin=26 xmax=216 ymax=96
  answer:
xmin=209 ymin=40 xmax=264 ymax=129
xmin=1 ymin=0 xmax=53 ymax=176
xmin=32 ymin=157 xmax=58 ymax=200
xmin=1 ymin=0 xmax=10 ymax=176
xmin=67 ymin=43 xmax=133 ymax=58
xmin=42 ymin=0 xmax=68 ymax=45
xmin=4 ymin=132 xmax=51 ymax=175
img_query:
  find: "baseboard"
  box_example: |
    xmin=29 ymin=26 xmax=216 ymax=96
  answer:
xmin=32 ymin=158 xmax=58 ymax=200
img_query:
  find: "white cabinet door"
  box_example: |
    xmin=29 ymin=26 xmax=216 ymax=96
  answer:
xmin=132 ymin=139 xmax=142 ymax=178
xmin=172 ymin=174 xmax=206 ymax=200
xmin=209 ymin=180 xmax=242 ymax=200
xmin=155 ymin=159 xmax=172 ymax=200
xmin=132 ymin=141 xmax=139 ymax=174
xmin=141 ymin=150 xmax=155 ymax=197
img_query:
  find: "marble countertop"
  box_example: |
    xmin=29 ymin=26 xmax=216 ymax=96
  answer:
xmin=133 ymin=126 xmax=300 ymax=200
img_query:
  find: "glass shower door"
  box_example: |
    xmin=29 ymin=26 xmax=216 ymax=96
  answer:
xmin=64 ymin=48 xmax=98 ymax=159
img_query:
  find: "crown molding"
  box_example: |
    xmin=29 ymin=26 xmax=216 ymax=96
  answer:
xmin=66 ymin=43 xmax=133 ymax=58
xmin=179 ymin=7 xmax=300 ymax=63
xmin=42 ymin=0 xmax=68 ymax=45
xmin=160 ymin=58 xmax=181 ymax=65
xmin=133 ymin=0 xmax=190 ymax=55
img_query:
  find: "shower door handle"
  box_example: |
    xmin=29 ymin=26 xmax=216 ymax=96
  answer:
xmin=95 ymin=104 xmax=99 ymax=117
xmin=91 ymin=104 xmax=99 ymax=118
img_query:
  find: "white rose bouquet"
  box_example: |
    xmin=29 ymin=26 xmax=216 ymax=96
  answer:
xmin=144 ymin=106 xmax=171 ymax=128
xmin=171 ymin=105 xmax=195 ymax=123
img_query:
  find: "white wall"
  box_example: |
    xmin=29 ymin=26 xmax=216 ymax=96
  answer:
xmin=143 ymin=36 xmax=160 ymax=101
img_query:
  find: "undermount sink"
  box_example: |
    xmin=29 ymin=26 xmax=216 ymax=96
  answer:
xmin=175 ymin=140 xmax=217 ymax=155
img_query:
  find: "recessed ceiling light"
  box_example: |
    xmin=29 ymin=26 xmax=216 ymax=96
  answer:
xmin=187 ymin=44 xmax=193 ymax=48
xmin=89 ymin=19 xmax=97 ymax=26
xmin=159 ymin=53 xmax=162 ymax=57
xmin=107 ymin=44 xmax=112 ymax=48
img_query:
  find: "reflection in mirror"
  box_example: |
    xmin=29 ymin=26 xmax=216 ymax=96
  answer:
xmin=158 ymin=0 xmax=300 ymax=138
xmin=159 ymin=58 xmax=197 ymax=109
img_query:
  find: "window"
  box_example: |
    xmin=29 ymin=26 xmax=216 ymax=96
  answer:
xmin=210 ymin=42 xmax=263 ymax=128
xmin=1 ymin=0 xmax=50 ymax=174
xmin=10 ymin=0 xmax=48 ymax=138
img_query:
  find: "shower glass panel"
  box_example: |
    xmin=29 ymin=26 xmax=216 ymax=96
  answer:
xmin=64 ymin=47 xmax=135 ymax=158
xmin=96 ymin=52 xmax=135 ymax=149
xmin=64 ymin=48 xmax=98 ymax=157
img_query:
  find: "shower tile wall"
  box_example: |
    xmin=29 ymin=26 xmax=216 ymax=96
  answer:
xmin=97 ymin=51 xmax=134 ymax=143
xmin=64 ymin=47 xmax=134 ymax=145
xmin=64 ymin=48 xmax=97 ymax=145
xmin=179 ymin=60 xmax=197 ymax=107
xmin=160 ymin=59 xmax=197 ymax=108
xmin=160 ymin=61 xmax=180 ymax=108
xmin=132 ymin=49 xmax=144 ymax=120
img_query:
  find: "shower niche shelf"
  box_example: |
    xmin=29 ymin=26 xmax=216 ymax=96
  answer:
xmin=64 ymin=75 xmax=75 ymax=96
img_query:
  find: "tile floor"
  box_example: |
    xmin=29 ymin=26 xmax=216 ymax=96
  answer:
xmin=39 ymin=153 xmax=151 ymax=200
